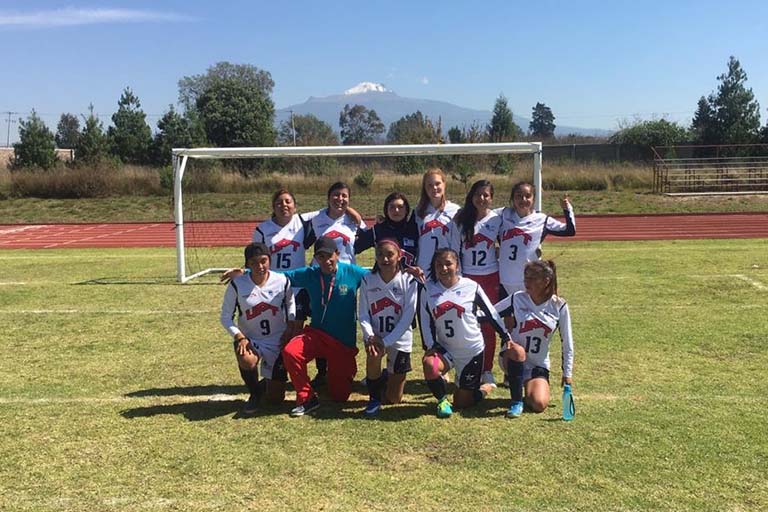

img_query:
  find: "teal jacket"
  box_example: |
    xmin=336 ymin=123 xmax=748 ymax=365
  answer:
xmin=283 ymin=262 xmax=368 ymax=348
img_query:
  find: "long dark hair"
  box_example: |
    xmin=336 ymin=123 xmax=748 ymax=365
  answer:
xmin=454 ymin=179 xmax=493 ymax=247
xmin=383 ymin=191 xmax=410 ymax=224
xmin=510 ymin=180 xmax=534 ymax=204
xmin=524 ymin=259 xmax=558 ymax=299
xmin=429 ymin=248 xmax=459 ymax=282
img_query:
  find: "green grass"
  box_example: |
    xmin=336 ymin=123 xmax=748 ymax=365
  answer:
xmin=1 ymin=240 xmax=768 ymax=510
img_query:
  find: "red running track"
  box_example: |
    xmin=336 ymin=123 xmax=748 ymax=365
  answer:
xmin=1 ymin=213 xmax=767 ymax=249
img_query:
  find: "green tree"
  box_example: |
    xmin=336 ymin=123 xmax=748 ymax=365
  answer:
xmin=196 ymin=77 xmax=276 ymax=147
xmin=279 ymin=114 xmax=338 ymax=146
xmin=690 ymin=96 xmax=717 ymax=145
xmin=487 ymin=94 xmax=523 ymax=142
xmin=12 ymin=110 xmax=56 ymax=169
xmin=55 ymin=113 xmax=80 ymax=149
xmin=108 ymin=87 xmax=153 ymax=164
xmin=708 ymin=56 xmax=761 ymax=144
xmin=529 ymin=102 xmax=556 ymax=139
xmin=448 ymin=126 xmax=464 ymax=144
xmin=609 ymin=119 xmax=689 ymax=147
xmin=339 ymin=104 xmax=385 ymax=145
xmin=178 ymin=61 xmax=274 ymax=113
xmin=75 ymin=105 xmax=109 ymax=165
xmin=386 ymin=111 xmax=441 ymax=144
xmin=151 ymin=105 xmax=194 ymax=166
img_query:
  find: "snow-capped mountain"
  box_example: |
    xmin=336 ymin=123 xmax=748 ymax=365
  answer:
xmin=344 ymin=82 xmax=391 ymax=95
xmin=276 ymin=84 xmax=612 ymax=138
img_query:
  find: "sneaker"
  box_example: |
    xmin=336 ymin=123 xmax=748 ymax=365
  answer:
xmin=506 ymin=400 xmax=523 ymax=418
xmin=241 ymin=394 xmax=259 ymax=415
xmin=480 ymin=370 xmax=497 ymax=388
xmin=310 ymin=372 xmax=327 ymax=388
xmin=290 ymin=395 xmax=320 ymax=417
xmin=436 ymin=397 xmax=453 ymax=418
xmin=364 ymin=398 xmax=382 ymax=416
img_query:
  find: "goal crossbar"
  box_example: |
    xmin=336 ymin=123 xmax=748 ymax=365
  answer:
xmin=172 ymin=142 xmax=543 ymax=283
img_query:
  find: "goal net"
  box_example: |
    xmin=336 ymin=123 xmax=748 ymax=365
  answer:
xmin=172 ymin=142 xmax=543 ymax=283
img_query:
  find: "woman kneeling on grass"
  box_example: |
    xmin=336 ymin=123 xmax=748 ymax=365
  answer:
xmin=495 ymin=260 xmax=574 ymax=418
xmin=358 ymin=239 xmax=418 ymax=416
xmin=417 ymin=249 xmax=512 ymax=418
xmin=220 ymin=242 xmax=296 ymax=415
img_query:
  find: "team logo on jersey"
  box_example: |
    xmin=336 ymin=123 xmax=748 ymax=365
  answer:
xmin=272 ymin=239 xmax=301 ymax=253
xmin=370 ymin=297 xmax=402 ymax=315
xmin=519 ymin=318 xmax=553 ymax=337
xmin=324 ymin=230 xmax=351 ymax=246
xmin=501 ymin=227 xmax=533 ymax=245
xmin=402 ymin=250 xmax=416 ymax=265
xmin=433 ymin=301 xmax=465 ymax=319
xmin=245 ymin=302 xmax=280 ymax=320
xmin=465 ymin=233 xmax=495 ymax=249
xmin=402 ymin=238 xmax=416 ymax=247
xmin=339 ymin=284 xmax=349 ymax=295
xmin=420 ymin=219 xmax=449 ymax=236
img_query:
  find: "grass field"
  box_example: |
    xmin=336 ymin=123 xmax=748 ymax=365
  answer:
xmin=1 ymin=240 xmax=767 ymax=511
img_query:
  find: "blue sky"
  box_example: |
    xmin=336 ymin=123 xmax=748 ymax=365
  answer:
xmin=1 ymin=0 xmax=767 ymax=143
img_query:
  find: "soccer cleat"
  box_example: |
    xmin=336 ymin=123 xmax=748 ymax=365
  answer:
xmin=480 ymin=370 xmax=497 ymax=388
xmin=436 ymin=397 xmax=453 ymax=418
xmin=290 ymin=395 xmax=320 ymax=417
xmin=364 ymin=398 xmax=382 ymax=416
xmin=506 ymin=400 xmax=523 ymax=418
xmin=241 ymin=394 xmax=259 ymax=415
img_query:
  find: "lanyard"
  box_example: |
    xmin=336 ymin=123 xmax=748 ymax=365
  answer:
xmin=319 ymin=271 xmax=336 ymax=323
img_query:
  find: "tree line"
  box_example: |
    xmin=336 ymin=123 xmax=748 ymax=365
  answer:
xmin=10 ymin=56 xmax=768 ymax=171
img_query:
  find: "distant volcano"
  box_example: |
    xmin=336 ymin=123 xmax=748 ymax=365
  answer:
xmin=276 ymin=82 xmax=612 ymax=138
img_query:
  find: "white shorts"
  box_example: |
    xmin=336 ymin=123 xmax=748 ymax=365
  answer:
xmin=238 ymin=340 xmax=286 ymax=381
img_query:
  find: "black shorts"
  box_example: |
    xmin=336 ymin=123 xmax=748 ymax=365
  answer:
xmin=457 ymin=352 xmax=484 ymax=391
xmin=390 ymin=350 xmax=412 ymax=375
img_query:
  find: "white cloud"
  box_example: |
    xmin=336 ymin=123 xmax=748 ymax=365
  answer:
xmin=421 ymin=77 xmax=429 ymax=85
xmin=0 ymin=8 xmax=194 ymax=27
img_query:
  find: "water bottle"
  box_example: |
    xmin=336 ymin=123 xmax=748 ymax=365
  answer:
xmin=562 ymin=384 xmax=575 ymax=421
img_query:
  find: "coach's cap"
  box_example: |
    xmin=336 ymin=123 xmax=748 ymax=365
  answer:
xmin=244 ymin=242 xmax=270 ymax=264
xmin=313 ymin=236 xmax=338 ymax=256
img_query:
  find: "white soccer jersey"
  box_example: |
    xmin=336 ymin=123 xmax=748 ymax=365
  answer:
xmin=304 ymin=209 xmax=366 ymax=264
xmin=418 ymin=277 xmax=509 ymax=362
xmin=252 ymin=214 xmax=310 ymax=271
xmin=220 ymin=272 xmax=296 ymax=351
xmin=496 ymin=206 xmax=575 ymax=289
xmin=358 ymin=271 xmax=418 ymax=353
xmin=495 ymin=291 xmax=574 ymax=378
xmin=452 ymin=210 xmax=502 ymax=276
xmin=414 ymin=201 xmax=460 ymax=271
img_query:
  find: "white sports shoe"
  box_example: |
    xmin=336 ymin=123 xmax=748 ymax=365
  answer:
xmin=480 ymin=370 xmax=497 ymax=388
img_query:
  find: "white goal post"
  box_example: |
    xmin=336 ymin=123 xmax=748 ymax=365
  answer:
xmin=172 ymin=142 xmax=543 ymax=283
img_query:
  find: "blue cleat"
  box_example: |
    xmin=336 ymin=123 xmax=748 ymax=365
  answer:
xmin=506 ymin=401 xmax=523 ymax=418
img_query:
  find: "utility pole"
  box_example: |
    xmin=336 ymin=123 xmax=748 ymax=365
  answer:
xmin=289 ymin=110 xmax=297 ymax=146
xmin=3 ymin=111 xmax=19 ymax=147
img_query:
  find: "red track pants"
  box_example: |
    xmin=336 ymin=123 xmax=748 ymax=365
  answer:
xmin=282 ymin=326 xmax=359 ymax=405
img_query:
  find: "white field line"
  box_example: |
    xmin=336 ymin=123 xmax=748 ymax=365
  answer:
xmin=0 ymin=281 xmax=27 ymax=285
xmin=689 ymin=273 xmax=767 ymax=290
xmin=0 ymin=225 xmax=47 ymax=236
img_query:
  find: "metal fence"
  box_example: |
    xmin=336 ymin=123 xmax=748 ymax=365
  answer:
xmin=652 ymin=145 xmax=768 ymax=194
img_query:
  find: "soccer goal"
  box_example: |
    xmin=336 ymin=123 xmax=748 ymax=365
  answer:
xmin=172 ymin=142 xmax=543 ymax=283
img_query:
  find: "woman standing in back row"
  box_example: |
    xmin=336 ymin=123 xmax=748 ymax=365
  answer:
xmin=412 ymin=168 xmax=460 ymax=275
xmin=496 ymin=181 xmax=576 ymax=297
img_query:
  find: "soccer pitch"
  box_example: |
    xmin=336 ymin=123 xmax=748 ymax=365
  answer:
xmin=1 ymin=240 xmax=767 ymax=511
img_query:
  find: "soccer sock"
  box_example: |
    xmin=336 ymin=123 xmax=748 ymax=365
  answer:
xmin=426 ymin=377 xmax=447 ymax=401
xmin=367 ymin=375 xmax=384 ymax=402
xmin=239 ymin=367 xmax=261 ymax=398
xmin=506 ymin=360 xmax=524 ymax=403
xmin=472 ymin=389 xmax=485 ymax=405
